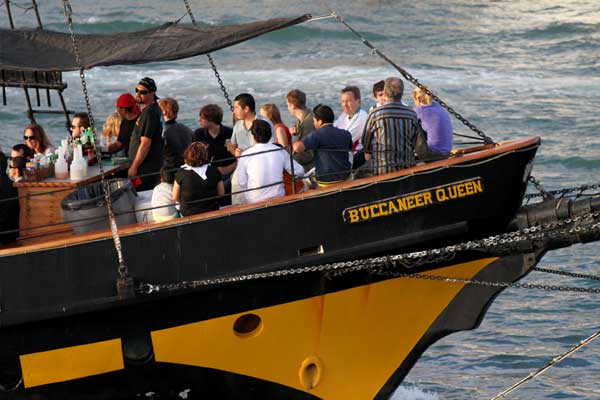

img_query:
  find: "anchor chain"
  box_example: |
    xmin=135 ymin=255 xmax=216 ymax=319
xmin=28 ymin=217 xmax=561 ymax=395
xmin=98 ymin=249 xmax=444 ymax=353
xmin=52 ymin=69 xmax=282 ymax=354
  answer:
xmin=533 ymin=267 xmax=600 ymax=281
xmin=527 ymin=175 xmax=554 ymax=201
xmin=182 ymin=0 xmax=234 ymax=112
xmin=525 ymin=182 xmax=600 ymax=201
xmin=138 ymin=208 xmax=600 ymax=295
xmin=62 ymin=0 xmax=132 ymax=297
xmin=327 ymin=8 xmax=493 ymax=144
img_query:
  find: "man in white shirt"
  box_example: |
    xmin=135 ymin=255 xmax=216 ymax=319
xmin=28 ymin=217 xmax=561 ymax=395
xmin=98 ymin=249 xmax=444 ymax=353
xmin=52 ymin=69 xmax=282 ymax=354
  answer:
xmin=333 ymin=86 xmax=368 ymax=153
xmin=237 ymin=120 xmax=304 ymax=204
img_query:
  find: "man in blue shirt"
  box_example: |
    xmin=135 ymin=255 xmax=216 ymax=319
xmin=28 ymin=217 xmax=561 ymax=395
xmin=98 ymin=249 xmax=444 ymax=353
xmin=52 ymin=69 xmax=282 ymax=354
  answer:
xmin=293 ymin=104 xmax=353 ymax=187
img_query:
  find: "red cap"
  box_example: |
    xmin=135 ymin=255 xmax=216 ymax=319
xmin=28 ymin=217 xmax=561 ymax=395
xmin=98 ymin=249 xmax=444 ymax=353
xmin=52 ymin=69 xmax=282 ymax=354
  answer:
xmin=116 ymin=93 xmax=141 ymax=115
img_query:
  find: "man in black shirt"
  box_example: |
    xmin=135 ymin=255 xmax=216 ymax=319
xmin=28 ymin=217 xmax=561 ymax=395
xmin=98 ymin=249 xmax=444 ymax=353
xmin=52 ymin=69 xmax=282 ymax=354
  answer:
xmin=107 ymin=93 xmax=140 ymax=157
xmin=193 ymin=104 xmax=235 ymax=206
xmin=158 ymin=97 xmax=193 ymax=170
xmin=128 ymin=77 xmax=164 ymax=191
xmin=193 ymin=104 xmax=236 ymax=175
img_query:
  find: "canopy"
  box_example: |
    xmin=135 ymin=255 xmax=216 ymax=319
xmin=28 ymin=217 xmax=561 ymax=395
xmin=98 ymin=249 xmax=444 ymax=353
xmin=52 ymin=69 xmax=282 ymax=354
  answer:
xmin=0 ymin=15 xmax=311 ymax=72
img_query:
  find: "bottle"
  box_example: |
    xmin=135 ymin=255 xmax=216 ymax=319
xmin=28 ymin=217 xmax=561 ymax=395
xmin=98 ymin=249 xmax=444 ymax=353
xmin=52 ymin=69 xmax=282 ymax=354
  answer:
xmin=70 ymin=144 xmax=85 ymax=181
xmin=55 ymin=148 xmax=68 ymax=179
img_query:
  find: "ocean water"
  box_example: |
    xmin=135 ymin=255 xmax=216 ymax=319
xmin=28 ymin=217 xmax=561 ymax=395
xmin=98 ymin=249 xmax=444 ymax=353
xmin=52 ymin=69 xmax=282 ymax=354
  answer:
xmin=1 ymin=1 xmax=599 ymax=399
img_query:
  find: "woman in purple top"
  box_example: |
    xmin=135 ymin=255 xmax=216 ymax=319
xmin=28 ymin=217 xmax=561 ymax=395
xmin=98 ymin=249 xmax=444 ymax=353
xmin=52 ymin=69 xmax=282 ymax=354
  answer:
xmin=413 ymin=87 xmax=453 ymax=157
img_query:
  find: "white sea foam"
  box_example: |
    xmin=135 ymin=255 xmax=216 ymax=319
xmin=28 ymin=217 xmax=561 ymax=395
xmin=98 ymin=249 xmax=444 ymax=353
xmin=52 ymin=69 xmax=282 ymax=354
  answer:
xmin=391 ymin=385 xmax=440 ymax=400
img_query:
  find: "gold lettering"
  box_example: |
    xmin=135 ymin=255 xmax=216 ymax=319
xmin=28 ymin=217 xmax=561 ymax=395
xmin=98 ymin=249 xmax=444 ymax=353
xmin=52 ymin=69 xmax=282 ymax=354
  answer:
xmin=347 ymin=209 xmax=359 ymax=223
xmin=370 ymin=204 xmax=380 ymax=218
xmin=436 ymin=188 xmax=448 ymax=202
xmin=457 ymin=183 xmax=466 ymax=197
xmin=397 ymin=198 xmax=407 ymax=211
xmin=388 ymin=200 xmax=399 ymax=214
xmin=447 ymin=185 xmax=458 ymax=199
xmin=414 ymin=193 xmax=425 ymax=207
xmin=405 ymin=195 xmax=416 ymax=209
xmin=423 ymin=192 xmax=433 ymax=205
xmin=378 ymin=203 xmax=389 ymax=216
xmin=465 ymin=181 xmax=474 ymax=196
xmin=359 ymin=207 xmax=370 ymax=220
xmin=473 ymin=179 xmax=483 ymax=193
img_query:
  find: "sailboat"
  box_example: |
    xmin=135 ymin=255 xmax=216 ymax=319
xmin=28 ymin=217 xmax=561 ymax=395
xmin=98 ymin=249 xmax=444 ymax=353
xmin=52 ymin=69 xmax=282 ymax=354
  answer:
xmin=0 ymin=3 xmax=598 ymax=399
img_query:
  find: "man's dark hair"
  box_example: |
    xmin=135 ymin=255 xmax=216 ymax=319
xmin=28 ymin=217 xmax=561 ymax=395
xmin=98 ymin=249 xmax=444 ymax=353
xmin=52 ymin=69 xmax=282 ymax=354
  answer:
xmin=372 ymin=80 xmax=385 ymax=97
xmin=312 ymin=104 xmax=334 ymax=124
xmin=73 ymin=112 xmax=91 ymax=128
xmin=199 ymin=104 xmax=223 ymax=125
xmin=11 ymin=156 xmax=26 ymax=175
xmin=234 ymin=93 xmax=256 ymax=113
xmin=12 ymin=144 xmax=34 ymax=160
xmin=341 ymin=86 xmax=361 ymax=101
xmin=250 ymin=120 xmax=272 ymax=144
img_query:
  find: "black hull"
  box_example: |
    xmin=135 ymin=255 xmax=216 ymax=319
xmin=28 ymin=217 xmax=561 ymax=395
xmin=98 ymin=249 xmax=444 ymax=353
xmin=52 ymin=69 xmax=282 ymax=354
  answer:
xmin=0 ymin=138 xmax=541 ymax=399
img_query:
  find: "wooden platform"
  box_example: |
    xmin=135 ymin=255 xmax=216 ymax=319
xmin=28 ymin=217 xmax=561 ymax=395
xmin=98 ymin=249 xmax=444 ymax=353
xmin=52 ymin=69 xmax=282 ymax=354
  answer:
xmin=14 ymin=164 xmax=128 ymax=244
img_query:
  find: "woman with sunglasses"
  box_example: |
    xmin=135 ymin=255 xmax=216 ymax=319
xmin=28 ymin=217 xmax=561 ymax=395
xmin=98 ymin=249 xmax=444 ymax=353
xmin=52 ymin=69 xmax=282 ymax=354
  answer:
xmin=23 ymin=124 xmax=55 ymax=156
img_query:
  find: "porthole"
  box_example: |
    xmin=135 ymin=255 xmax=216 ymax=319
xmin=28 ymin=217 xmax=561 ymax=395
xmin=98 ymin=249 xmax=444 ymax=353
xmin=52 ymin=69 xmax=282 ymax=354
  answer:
xmin=233 ymin=313 xmax=262 ymax=338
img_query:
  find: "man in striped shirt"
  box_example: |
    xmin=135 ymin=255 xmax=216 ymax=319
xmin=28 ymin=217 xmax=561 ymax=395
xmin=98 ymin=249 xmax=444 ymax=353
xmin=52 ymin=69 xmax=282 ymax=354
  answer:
xmin=361 ymin=77 xmax=428 ymax=175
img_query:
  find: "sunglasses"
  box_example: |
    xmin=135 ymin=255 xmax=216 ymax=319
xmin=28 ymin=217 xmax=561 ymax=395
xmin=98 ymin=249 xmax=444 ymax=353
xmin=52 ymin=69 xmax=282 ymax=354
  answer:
xmin=135 ymin=88 xmax=149 ymax=95
xmin=23 ymin=135 xmax=37 ymax=141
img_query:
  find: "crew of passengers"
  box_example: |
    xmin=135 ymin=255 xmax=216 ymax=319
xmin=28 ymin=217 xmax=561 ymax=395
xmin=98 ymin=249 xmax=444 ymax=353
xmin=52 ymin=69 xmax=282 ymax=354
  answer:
xmin=8 ymin=74 xmax=454 ymax=222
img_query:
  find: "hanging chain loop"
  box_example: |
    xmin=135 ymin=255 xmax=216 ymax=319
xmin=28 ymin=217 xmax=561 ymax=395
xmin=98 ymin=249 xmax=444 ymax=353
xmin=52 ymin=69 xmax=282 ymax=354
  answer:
xmin=182 ymin=0 xmax=234 ymax=112
xmin=527 ymin=175 xmax=554 ymax=200
xmin=62 ymin=0 xmax=131 ymax=293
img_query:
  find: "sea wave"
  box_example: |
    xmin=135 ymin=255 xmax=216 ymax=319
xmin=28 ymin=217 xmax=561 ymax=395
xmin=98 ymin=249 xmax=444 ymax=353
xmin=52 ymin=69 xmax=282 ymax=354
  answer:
xmin=521 ymin=21 xmax=600 ymax=39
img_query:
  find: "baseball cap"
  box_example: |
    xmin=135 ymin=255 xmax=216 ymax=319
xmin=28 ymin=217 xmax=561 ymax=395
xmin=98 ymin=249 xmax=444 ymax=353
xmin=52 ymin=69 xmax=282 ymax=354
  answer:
xmin=138 ymin=77 xmax=157 ymax=93
xmin=116 ymin=93 xmax=141 ymax=115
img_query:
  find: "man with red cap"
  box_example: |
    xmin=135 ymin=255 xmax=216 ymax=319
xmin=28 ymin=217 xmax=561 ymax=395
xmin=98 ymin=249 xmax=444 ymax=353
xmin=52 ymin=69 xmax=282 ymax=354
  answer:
xmin=128 ymin=77 xmax=164 ymax=190
xmin=107 ymin=93 xmax=141 ymax=157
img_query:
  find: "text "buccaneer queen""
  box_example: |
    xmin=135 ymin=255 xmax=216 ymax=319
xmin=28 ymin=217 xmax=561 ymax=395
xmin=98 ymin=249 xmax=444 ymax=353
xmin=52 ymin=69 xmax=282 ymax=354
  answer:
xmin=343 ymin=178 xmax=484 ymax=224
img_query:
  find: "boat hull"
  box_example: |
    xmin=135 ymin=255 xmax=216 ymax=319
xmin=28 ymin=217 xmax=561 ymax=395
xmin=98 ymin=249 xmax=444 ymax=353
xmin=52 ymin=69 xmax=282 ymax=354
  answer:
xmin=2 ymin=253 xmax=539 ymax=400
xmin=0 ymin=138 xmax=541 ymax=399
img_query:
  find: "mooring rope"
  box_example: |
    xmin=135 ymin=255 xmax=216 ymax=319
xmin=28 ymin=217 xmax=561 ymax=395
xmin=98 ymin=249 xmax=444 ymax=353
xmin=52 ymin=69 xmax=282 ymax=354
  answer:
xmin=489 ymin=329 xmax=600 ymax=400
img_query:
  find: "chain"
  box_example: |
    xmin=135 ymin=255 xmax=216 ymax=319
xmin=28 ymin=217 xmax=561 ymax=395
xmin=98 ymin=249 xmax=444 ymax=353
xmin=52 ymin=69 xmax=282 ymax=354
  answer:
xmin=182 ymin=0 xmax=234 ymax=112
xmin=533 ymin=267 xmax=600 ymax=281
xmin=527 ymin=175 xmax=554 ymax=200
xmin=525 ymin=182 xmax=600 ymax=201
xmin=489 ymin=329 xmax=600 ymax=400
xmin=62 ymin=0 xmax=130 ymax=286
xmin=327 ymin=9 xmax=493 ymax=144
xmin=138 ymin=208 xmax=600 ymax=295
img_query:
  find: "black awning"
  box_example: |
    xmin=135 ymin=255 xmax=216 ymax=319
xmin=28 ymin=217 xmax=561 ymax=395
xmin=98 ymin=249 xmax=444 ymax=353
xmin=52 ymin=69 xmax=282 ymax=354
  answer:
xmin=0 ymin=15 xmax=310 ymax=72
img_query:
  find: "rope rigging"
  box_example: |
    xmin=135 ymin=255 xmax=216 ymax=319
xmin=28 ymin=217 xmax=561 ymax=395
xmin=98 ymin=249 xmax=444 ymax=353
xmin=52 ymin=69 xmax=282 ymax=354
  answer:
xmin=182 ymin=0 xmax=234 ymax=112
xmin=61 ymin=0 xmax=132 ymax=298
xmin=322 ymin=7 xmax=495 ymax=145
xmin=489 ymin=329 xmax=600 ymax=400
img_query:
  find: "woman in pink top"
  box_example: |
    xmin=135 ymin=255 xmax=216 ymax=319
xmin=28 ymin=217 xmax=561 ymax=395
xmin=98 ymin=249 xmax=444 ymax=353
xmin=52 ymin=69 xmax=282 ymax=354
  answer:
xmin=260 ymin=104 xmax=291 ymax=149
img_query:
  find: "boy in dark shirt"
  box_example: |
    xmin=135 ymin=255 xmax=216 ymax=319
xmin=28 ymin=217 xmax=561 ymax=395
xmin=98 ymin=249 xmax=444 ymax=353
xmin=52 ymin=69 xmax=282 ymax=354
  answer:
xmin=158 ymin=97 xmax=193 ymax=170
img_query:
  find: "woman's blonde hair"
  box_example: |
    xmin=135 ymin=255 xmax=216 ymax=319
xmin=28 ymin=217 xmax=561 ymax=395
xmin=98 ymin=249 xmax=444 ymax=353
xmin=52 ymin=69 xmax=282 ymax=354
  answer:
xmin=260 ymin=103 xmax=283 ymax=125
xmin=101 ymin=112 xmax=122 ymax=144
xmin=413 ymin=87 xmax=433 ymax=106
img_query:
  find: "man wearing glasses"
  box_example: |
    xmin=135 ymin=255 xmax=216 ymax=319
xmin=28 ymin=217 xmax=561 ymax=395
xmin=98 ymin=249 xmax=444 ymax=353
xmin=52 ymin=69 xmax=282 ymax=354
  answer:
xmin=128 ymin=77 xmax=164 ymax=190
xmin=70 ymin=112 xmax=91 ymax=140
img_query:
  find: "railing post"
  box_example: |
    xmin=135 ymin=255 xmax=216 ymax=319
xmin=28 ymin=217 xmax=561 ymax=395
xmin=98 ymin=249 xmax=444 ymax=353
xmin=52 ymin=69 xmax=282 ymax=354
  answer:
xmin=289 ymin=147 xmax=296 ymax=194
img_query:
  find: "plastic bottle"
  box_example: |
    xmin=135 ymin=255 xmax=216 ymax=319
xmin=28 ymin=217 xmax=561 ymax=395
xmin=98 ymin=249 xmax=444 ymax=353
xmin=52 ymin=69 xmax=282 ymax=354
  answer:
xmin=70 ymin=144 xmax=85 ymax=181
xmin=55 ymin=147 xmax=69 ymax=179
